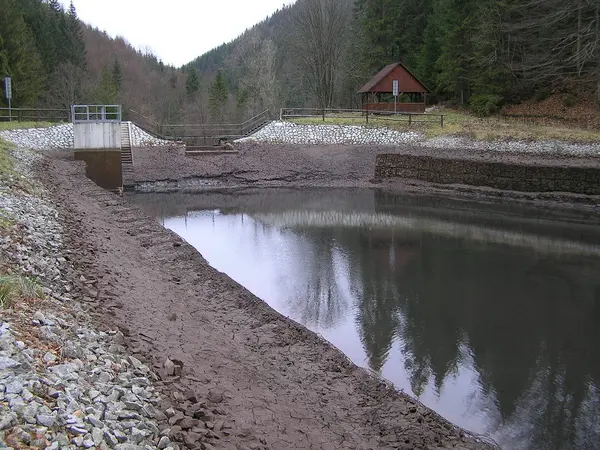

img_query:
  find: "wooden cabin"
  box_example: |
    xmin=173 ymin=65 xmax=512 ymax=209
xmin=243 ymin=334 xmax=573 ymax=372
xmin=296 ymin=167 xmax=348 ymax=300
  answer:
xmin=358 ymin=62 xmax=429 ymax=113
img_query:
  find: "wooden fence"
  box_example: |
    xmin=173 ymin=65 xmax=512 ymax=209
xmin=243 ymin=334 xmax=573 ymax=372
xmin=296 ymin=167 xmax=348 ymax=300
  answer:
xmin=0 ymin=107 xmax=70 ymax=122
xmin=280 ymin=108 xmax=444 ymax=127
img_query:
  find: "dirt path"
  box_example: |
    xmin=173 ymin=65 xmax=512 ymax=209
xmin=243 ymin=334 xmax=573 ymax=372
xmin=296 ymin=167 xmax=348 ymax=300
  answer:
xmin=39 ymin=153 xmax=497 ymax=450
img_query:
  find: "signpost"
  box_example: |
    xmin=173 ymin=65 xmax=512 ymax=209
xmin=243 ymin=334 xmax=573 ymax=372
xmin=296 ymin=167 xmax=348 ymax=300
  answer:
xmin=4 ymin=77 xmax=12 ymax=122
xmin=393 ymin=79 xmax=399 ymax=113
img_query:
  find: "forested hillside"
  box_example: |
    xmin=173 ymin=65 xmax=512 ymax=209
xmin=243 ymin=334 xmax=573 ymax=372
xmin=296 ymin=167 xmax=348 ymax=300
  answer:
xmin=0 ymin=0 xmax=186 ymax=122
xmin=2 ymin=0 xmax=599 ymax=124
xmin=188 ymin=0 xmax=600 ymax=119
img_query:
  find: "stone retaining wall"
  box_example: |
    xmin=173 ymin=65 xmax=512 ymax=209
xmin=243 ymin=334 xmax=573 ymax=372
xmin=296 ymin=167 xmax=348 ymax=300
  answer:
xmin=375 ymin=154 xmax=600 ymax=195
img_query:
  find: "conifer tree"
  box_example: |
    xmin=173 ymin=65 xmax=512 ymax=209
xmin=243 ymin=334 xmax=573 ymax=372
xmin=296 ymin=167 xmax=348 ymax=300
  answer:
xmin=0 ymin=0 xmax=44 ymax=106
xmin=209 ymin=70 xmax=229 ymax=121
xmin=112 ymin=58 xmax=123 ymax=94
xmin=66 ymin=1 xmax=86 ymax=69
xmin=96 ymin=65 xmax=117 ymax=104
xmin=185 ymin=69 xmax=200 ymax=96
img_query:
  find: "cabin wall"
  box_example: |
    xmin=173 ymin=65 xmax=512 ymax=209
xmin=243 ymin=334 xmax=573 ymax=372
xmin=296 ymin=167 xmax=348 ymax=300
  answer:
xmin=373 ymin=66 xmax=426 ymax=93
xmin=363 ymin=102 xmax=426 ymax=113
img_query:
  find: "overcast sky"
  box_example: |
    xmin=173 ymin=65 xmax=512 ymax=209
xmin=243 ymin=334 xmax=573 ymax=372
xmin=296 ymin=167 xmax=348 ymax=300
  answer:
xmin=58 ymin=0 xmax=297 ymax=67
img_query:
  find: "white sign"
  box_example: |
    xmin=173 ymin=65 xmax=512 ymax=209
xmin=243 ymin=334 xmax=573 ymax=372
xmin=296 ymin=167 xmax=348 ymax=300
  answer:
xmin=392 ymin=80 xmax=399 ymax=97
xmin=4 ymin=77 xmax=11 ymax=100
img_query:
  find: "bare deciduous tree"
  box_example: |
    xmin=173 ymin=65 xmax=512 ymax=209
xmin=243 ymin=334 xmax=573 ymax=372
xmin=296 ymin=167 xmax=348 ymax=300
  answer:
xmin=502 ymin=0 xmax=600 ymax=103
xmin=289 ymin=0 xmax=351 ymax=110
xmin=227 ymin=30 xmax=281 ymax=116
xmin=49 ymin=61 xmax=87 ymax=108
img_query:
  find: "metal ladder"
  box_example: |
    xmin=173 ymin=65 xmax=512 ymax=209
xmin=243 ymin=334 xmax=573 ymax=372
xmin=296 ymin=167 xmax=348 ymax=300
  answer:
xmin=120 ymin=122 xmax=133 ymax=184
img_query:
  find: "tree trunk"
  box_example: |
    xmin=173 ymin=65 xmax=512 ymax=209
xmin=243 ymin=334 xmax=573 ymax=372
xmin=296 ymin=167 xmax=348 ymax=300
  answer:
xmin=597 ymin=2 xmax=600 ymax=108
xmin=577 ymin=0 xmax=582 ymax=76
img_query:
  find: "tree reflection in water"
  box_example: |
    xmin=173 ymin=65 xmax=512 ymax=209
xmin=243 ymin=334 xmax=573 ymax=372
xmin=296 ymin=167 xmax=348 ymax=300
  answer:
xmin=133 ymin=189 xmax=600 ymax=450
xmin=247 ymin=200 xmax=600 ymax=449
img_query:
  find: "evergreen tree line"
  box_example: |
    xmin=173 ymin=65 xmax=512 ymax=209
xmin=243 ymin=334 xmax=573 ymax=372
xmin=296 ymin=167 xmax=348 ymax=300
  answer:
xmin=188 ymin=0 xmax=600 ymax=119
xmin=0 ymin=0 xmax=182 ymax=120
xmin=0 ymin=0 xmax=87 ymax=107
xmin=354 ymin=0 xmax=600 ymax=114
xmin=3 ymin=0 xmax=599 ymax=122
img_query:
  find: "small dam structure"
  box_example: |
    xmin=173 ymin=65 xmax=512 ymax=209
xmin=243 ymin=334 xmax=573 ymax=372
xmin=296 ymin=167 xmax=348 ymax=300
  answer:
xmin=72 ymin=105 xmax=132 ymax=191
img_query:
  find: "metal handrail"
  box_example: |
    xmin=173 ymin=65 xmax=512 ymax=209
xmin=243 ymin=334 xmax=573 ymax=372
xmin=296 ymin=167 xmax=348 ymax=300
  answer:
xmin=71 ymin=105 xmax=122 ymax=123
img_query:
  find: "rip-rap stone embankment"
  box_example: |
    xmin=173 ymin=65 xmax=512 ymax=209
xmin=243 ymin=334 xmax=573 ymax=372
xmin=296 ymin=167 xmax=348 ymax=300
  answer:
xmin=238 ymin=121 xmax=600 ymax=156
xmin=0 ymin=149 xmax=180 ymax=450
xmin=2 ymin=120 xmax=599 ymax=157
xmin=0 ymin=123 xmax=172 ymax=150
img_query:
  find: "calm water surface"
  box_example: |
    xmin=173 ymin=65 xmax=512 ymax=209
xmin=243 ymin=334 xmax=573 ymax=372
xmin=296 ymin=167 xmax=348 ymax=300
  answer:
xmin=130 ymin=189 xmax=600 ymax=450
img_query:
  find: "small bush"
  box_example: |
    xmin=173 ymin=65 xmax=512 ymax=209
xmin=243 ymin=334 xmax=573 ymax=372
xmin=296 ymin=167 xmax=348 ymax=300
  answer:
xmin=533 ymin=89 xmax=551 ymax=102
xmin=0 ymin=275 xmax=43 ymax=308
xmin=469 ymin=94 xmax=503 ymax=117
xmin=563 ymin=93 xmax=577 ymax=107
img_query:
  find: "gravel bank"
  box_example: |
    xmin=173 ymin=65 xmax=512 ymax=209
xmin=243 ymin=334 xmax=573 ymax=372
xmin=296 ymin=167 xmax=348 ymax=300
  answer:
xmin=237 ymin=121 xmax=600 ymax=157
xmin=0 ymin=149 xmax=188 ymax=450
xmin=2 ymin=121 xmax=599 ymax=158
xmin=237 ymin=121 xmax=421 ymax=145
xmin=0 ymin=123 xmax=172 ymax=150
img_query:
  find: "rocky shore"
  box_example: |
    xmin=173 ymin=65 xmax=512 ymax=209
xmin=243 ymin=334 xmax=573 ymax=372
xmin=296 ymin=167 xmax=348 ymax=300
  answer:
xmin=0 ymin=149 xmax=163 ymax=450
xmin=0 ymin=142 xmax=500 ymax=449
xmin=0 ymin=149 xmax=228 ymax=450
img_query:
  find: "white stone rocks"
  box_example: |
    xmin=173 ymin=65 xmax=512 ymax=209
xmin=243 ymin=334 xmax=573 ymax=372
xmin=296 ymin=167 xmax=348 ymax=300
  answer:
xmin=236 ymin=121 xmax=421 ymax=146
xmin=236 ymin=120 xmax=600 ymax=156
xmin=0 ymin=124 xmax=74 ymax=150
xmin=422 ymin=135 xmax=600 ymax=157
xmin=0 ymin=122 xmax=173 ymax=150
xmin=128 ymin=124 xmax=174 ymax=147
xmin=0 ymin=148 xmax=167 ymax=450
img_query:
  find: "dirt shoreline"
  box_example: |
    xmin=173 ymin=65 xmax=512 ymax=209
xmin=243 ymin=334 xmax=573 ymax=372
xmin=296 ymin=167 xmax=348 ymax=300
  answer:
xmin=129 ymin=143 xmax=600 ymax=213
xmin=39 ymin=154 xmax=499 ymax=449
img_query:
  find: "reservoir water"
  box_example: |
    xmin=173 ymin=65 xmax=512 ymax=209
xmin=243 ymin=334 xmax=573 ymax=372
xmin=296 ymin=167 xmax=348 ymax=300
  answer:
xmin=130 ymin=188 xmax=600 ymax=450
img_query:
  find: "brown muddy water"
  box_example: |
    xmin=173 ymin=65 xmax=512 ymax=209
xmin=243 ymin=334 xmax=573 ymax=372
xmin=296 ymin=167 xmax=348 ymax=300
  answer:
xmin=74 ymin=150 xmax=122 ymax=191
xmin=129 ymin=188 xmax=600 ymax=450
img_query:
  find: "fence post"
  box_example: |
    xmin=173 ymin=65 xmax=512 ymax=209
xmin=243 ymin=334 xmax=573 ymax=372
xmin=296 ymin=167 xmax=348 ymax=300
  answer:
xmin=279 ymin=108 xmax=283 ymax=121
xmin=441 ymin=115 xmax=444 ymax=128
xmin=409 ymin=114 xmax=412 ymax=126
xmin=366 ymin=108 xmax=369 ymax=125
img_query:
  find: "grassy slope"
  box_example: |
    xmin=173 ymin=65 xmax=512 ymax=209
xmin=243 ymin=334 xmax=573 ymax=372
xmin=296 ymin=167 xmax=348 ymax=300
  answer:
xmin=0 ymin=122 xmax=46 ymax=308
xmin=0 ymin=121 xmax=53 ymax=131
xmin=290 ymin=110 xmax=600 ymax=143
xmin=0 ymin=135 xmax=14 ymax=182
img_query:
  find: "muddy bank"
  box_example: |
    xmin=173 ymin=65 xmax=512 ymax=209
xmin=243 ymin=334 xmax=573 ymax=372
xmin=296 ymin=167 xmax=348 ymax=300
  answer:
xmin=131 ymin=142 xmax=599 ymax=185
xmin=129 ymin=143 xmax=600 ymax=211
xmin=38 ymin=154 xmax=498 ymax=449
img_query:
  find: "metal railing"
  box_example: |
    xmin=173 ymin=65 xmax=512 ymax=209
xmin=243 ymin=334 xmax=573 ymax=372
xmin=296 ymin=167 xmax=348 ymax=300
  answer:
xmin=71 ymin=105 xmax=122 ymax=123
xmin=280 ymin=107 xmax=445 ymax=127
xmin=128 ymin=109 xmax=272 ymax=145
xmin=127 ymin=109 xmax=164 ymax=138
xmin=0 ymin=107 xmax=70 ymax=122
